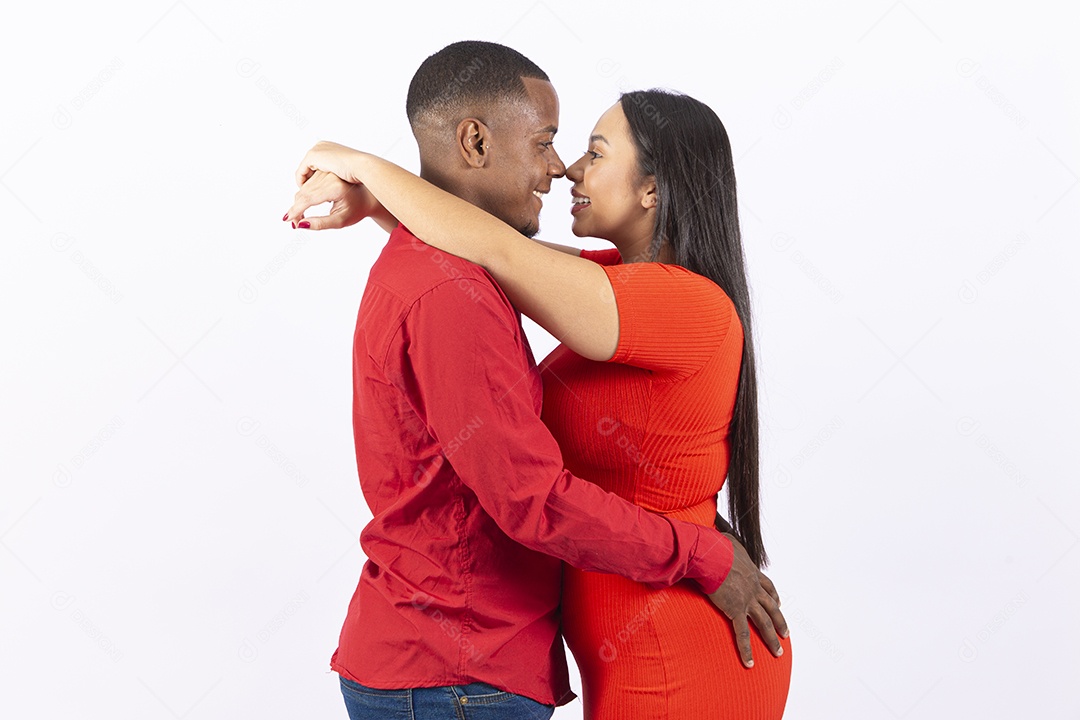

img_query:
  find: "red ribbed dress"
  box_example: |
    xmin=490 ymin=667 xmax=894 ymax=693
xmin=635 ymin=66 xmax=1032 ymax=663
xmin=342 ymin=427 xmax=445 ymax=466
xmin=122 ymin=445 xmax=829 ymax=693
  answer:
xmin=539 ymin=249 xmax=793 ymax=719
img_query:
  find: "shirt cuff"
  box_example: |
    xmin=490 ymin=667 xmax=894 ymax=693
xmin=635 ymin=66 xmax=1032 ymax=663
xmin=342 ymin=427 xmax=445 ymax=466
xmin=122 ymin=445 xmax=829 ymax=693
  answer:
xmin=688 ymin=529 xmax=735 ymax=595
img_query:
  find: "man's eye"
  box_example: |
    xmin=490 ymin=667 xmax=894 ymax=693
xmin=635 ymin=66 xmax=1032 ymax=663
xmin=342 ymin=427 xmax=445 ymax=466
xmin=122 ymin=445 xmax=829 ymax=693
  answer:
xmin=540 ymin=142 xmax=554 ymax=149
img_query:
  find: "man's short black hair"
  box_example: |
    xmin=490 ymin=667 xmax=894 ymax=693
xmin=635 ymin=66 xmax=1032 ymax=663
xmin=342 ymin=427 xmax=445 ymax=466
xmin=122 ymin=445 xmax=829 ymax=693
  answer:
xmin=406 ymin=40 xmax=549 ymax=128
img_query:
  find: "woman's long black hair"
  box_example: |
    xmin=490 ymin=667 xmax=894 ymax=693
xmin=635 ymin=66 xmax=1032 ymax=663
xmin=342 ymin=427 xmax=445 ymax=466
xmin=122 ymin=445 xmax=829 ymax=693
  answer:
xmin=620 ymin=89 xmax=767 ymax=568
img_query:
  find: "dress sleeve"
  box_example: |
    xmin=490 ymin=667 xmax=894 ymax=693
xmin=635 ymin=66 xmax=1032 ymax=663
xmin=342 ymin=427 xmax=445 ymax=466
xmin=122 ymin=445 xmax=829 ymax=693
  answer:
xmin=602 ymin=262 xmax=741 ymax=378
xmin=393 ymin=278 xmax=734 ymax=594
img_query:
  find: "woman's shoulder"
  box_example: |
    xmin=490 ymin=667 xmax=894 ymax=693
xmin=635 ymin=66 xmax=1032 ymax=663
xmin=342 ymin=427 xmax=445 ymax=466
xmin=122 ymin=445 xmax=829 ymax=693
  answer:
xmin=578 ymin=249 xmax=730 ymax=305
xmin=608 ymin=260 xmax=735 ymax=310
xmin=601 ymin=260 xmax=741 ymax=377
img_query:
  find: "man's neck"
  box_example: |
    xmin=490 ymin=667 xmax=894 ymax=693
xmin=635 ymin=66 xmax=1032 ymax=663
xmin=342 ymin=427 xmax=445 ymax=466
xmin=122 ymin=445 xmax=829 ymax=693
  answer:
xmin=419 ymin=165 xmax=477 ymax=208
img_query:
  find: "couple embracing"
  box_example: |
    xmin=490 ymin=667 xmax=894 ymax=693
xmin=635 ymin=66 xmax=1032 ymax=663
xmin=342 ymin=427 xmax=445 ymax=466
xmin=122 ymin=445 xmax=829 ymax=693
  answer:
xmin=284 ymin=40 xmax=793 ymax=720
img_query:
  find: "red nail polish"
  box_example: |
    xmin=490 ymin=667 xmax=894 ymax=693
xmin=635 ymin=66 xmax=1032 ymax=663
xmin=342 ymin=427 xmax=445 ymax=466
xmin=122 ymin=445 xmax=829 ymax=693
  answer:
xmin=291 ymin=222 xmax=296 ymax=229
xmin=298 ymin=221 xmax=310 ymax=229
xmin=282 ymin=213 xmax=289 ymax=221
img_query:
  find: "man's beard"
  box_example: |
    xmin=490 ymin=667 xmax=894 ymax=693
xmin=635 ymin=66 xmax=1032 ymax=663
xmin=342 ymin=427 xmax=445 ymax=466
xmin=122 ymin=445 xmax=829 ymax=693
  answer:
xmin=518 ymin=220 xmax=539 ymax=238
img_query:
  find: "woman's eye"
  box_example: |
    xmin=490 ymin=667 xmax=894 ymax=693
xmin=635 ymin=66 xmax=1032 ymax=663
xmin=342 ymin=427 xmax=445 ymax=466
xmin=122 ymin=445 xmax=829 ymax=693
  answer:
xmin=587 ymin=150 xmax=601 ymax=159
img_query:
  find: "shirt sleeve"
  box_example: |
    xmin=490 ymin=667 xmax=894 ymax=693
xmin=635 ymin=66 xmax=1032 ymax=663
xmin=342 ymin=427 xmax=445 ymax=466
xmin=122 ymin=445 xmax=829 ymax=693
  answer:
xmin=579 ymin=247 xmax=624 ymax=266
xmin=394 ymin=278 xmax=733 ymax=594
xmin=601 ymin=262 xmax=741 ymax=378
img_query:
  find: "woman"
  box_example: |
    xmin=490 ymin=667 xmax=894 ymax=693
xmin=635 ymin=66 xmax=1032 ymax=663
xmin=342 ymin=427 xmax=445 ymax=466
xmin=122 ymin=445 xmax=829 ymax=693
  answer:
xmin=287 ymin=89 xmax=793 ymax=719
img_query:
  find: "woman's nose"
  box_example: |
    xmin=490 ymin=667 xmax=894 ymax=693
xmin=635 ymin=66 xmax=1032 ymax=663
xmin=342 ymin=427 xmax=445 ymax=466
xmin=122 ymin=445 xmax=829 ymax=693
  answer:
xmin=565 ymin=155 xmax=586 ymax=182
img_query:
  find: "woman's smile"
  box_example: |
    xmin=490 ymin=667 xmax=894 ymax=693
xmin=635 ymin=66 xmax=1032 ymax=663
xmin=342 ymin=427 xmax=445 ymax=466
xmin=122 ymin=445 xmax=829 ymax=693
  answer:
xmin=570 ymin=188 xmax=591 ymax=215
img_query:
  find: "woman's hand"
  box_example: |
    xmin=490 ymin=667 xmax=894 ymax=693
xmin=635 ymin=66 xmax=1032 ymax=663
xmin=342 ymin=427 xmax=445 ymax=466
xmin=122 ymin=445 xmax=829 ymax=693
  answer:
xmin=294 ymin=140 xmax=368 ymax=186
xmin=283 ymin=170 xmax=383 ymax=231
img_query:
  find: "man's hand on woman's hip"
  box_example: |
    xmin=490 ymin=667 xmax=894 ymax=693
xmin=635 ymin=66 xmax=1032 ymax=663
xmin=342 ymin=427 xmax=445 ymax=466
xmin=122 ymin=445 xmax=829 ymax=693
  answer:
xmin=706 ymin=526 xmax=789 ymax=668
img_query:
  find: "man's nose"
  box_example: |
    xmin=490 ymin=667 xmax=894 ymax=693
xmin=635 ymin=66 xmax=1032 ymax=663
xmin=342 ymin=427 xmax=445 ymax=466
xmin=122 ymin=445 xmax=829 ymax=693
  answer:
xmin=548 ymin=148 xmax=566 ymax=178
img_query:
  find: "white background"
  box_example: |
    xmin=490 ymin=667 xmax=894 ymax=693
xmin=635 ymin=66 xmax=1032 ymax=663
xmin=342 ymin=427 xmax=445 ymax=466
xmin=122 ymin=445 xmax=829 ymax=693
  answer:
xmin=2 ymin=1 xmax=1077 ymax=718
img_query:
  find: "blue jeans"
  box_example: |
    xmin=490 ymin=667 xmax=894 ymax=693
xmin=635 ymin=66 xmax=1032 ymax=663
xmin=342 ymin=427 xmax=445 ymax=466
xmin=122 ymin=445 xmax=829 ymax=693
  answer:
xmin=339 ymin=675 xmax=555 ymax=720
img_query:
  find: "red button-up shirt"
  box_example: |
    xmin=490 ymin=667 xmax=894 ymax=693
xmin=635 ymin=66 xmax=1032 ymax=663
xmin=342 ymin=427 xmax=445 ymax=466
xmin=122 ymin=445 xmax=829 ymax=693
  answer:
xmin=329 ymin=225 xmax=734 ymax=706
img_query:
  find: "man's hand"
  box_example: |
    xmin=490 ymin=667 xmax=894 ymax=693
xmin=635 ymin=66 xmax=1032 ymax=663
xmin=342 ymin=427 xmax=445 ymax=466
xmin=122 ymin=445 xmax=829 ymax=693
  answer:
xmin=283 ymin=169 xmax=383 ymax=231
xmin=706 ymin=531 xmax=789 ymax=668
xmin=713 ymin=511 xmax=784 ymax=609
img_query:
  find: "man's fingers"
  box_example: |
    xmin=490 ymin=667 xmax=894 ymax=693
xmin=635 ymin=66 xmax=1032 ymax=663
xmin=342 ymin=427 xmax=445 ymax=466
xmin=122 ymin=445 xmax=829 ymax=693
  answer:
xmin=748 ymin=602 xmax=784 ymax=657
xmin=759 ymin=572 xmax=780 ymax=607
xmin=758 ymin=587 xmax=789 ymax=639
xmin=732 ymin=615 xmax=754 ymax=668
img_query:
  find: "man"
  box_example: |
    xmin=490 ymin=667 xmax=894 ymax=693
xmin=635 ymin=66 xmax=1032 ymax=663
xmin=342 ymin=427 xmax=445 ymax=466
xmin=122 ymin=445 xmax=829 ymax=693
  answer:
xmin=286 ymin=41 xmax=787 ymax=719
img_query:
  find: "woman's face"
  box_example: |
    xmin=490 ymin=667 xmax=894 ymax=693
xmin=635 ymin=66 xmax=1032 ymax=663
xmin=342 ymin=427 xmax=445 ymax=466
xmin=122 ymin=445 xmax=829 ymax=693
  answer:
xmin=565 ymin=102 xmax=656 ymax=255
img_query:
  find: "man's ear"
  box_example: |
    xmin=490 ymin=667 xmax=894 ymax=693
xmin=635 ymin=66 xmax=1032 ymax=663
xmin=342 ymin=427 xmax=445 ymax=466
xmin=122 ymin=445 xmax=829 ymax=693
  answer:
xmin=457 ymin=118 xmax=492 ymax=168
xmin=640 ymin=175 xmax=658 ymax=209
